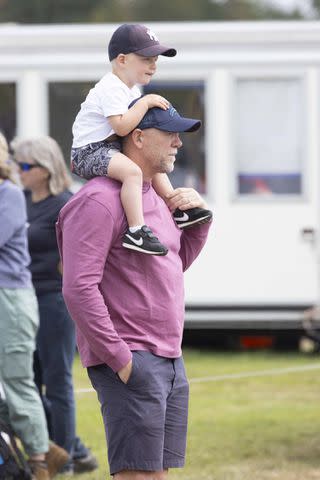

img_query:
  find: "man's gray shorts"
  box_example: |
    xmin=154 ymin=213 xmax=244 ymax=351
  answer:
xmin=87 ymin=351 xmax=189 ymax=475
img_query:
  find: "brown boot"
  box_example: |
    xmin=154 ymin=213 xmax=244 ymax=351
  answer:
xmin=28 ymin=460 xmax=50 ymax=480
xmin=45 ymin=442 xmax=69 ymax=478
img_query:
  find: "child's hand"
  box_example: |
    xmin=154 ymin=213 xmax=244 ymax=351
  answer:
xmin=143 ymin=94 xmax=170 ymax=110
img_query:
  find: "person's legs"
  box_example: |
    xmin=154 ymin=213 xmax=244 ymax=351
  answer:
xmin=88 ymin=351 xmax=188 ymax=477
xmin=108 ymin=152 xmax=144 ymax=228
xmin=33 ymin=349 xmax=53 ymax=438
xmin=0 ymin=288 xmax=49 ymax=457
xmin=72 ymin=435 xmax=98 ymax=473
xmin=163 ymin=357 xmax=189 ymax=470
xmin=36 ymin=291 xmax=76 ymax=455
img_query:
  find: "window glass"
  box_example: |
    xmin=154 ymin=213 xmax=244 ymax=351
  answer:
xmin=144 ymin=82 xmax=206 ymax=193
xmin=49 ymin=82 xmax=94 ymax=164
xmin=235 ymin=78 xmax=303 ymax=196
xmin=49 ymin=80 xmax=206 ymax=194
xmin=0 ymin=83 xmax=16 ymax=143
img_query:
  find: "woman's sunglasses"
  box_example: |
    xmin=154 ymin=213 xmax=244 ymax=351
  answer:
xmin=16 ymin=162 xmax=41 ymax=172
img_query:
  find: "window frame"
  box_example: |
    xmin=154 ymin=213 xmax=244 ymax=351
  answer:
xmin=230 ymin=69 xmax=309 ymax=203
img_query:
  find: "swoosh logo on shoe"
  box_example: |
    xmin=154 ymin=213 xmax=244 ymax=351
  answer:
xmin=125 ymin=234 xmax=143 ymax=246
xmin=175 ymin=212 xmax=189 ymax=222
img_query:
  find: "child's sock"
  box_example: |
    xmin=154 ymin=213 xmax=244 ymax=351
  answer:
xmin=129 ymin=225 xmax=143 ymax=233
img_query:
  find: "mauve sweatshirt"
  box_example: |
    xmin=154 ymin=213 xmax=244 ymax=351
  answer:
xmin=56 ymin=177 xmax=211 ymax=372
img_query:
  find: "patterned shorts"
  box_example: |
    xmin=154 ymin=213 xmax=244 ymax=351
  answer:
xmin=71 ymin=139 xmax=122 ymax=180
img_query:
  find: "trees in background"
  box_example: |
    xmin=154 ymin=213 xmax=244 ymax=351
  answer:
xmin=0 ymin=0 xmax=308 ymax=24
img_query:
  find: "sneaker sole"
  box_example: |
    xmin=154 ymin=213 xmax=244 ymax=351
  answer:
xmin=176 ymin=214 xmax=212 ymax=229
xmin=122 ymin=242 xmax=168 ymax=255
xmin=73 ymin=456 xmax=99 ymax=473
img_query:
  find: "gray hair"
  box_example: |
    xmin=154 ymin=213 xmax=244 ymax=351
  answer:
xmin=11 ymin=136 xmax=72 ymax=195
xmin=0 ymin=131 xmax=16 ymax=182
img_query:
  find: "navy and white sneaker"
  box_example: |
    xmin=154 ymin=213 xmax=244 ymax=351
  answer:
xmin=173 ymin=207 xmax=213 ymax=229
xmin=122 ymin=225 xmax=168 ymax=255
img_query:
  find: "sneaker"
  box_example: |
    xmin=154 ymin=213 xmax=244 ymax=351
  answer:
xmin=173 ymin=207 xmax=212 ymax=229
xmin=28 ymin=460 xmax=50 ymax=480
xmin=73 ymin=450 xmax=98 ymax=474
xmin=122 ymin=225 xmax=168 ymax=255
xmin=58 ymin=461 xmax=74 ymax=476
xmin=45 ymin=442 xmax=69 ymax=478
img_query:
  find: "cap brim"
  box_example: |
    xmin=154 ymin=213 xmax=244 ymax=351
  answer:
xmin=135 ymin=45 xmax=177 ymax=57
xmin=157 ymin=117 xmax=201 ymax=133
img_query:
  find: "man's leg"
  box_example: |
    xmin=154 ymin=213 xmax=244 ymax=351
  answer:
xmin=88 ymin=352 xmax=186 ymax=477
xmin=163 ymin=356 xmax=189 ymax=471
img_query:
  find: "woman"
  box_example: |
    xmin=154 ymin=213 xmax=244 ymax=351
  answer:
xmin=11 ymin=136 xmax=97 ymax=475
xmin=0 ymin=132 xmax=70 ymax=479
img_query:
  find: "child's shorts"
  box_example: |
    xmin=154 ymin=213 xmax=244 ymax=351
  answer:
xmin=71 ymin=137 xmax=122 ymax=180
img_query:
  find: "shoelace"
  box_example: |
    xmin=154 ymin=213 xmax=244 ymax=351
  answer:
xmin=141 ymin=226 xmax=159 ymax=241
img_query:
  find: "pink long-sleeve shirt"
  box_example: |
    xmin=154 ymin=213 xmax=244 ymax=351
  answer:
xmin=56 ymin=177 xmax=211 ymax=372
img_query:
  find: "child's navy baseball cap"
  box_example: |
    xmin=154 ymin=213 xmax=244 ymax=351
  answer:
xmin=108 ymin=24 xmax=177 ymax=61
xmin=130 ymin=98 xmax=201 ymax=133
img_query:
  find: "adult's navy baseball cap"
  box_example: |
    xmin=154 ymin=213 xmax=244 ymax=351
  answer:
xmin=108 ymin=24 xmax=177 ymax=61
xmin=130 ymin=98 xmax=201 ymax=133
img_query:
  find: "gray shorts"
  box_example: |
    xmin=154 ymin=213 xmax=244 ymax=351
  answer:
xmin=71 ymin=138 xmax=122 ymax=179
xmin=87 ymin=351 xmax=189 ymax=475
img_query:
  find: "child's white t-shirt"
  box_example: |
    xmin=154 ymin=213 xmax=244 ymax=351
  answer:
xmin=72 ymin=72 xmax=141 ymax=148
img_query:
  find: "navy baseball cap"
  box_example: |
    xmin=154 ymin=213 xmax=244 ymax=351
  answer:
xmin=130 ymin=98 xmax=201 ymax=133
xmin=108 ymin=24 xmax=177 ymax=61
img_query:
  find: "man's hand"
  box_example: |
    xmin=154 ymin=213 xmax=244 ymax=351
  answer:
xmin=166 ymin=188 xmax=208 ymax=212
xmin=117 ymin=360 xmax=133 ymax=384
xmin=140 ymin=94 xmax=169 ymax=110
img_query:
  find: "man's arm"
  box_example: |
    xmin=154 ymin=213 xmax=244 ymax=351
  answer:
xmin=57 ymin=195 xmax=132 ymax=373
xmin=166 ymin=187 xmax=212 ymax=271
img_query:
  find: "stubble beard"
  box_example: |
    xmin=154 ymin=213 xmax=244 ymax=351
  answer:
xmin=159 ymin=157 xmax=175 ymax=174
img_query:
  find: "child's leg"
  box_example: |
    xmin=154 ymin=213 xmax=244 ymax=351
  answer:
xmin=153 ymin=172 xmax=213 ymax=229
xmin=152 ymin=173 xmax=174 ymax=203
xmin=108 ymin=153 xmax=144 ymax=227
xmin=110 ymin=154 xmax=168 ymax=255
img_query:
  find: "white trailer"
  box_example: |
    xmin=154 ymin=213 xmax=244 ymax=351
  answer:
xmin=1 ymin=22 xmax=320 ymax=332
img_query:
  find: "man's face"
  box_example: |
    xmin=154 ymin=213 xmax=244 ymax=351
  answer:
xmin=142 ymin=128 xmax=183 ymax=175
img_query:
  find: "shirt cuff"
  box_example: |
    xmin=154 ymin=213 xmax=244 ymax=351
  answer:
xmin=106 ymin=343 xmax=132 ymax=373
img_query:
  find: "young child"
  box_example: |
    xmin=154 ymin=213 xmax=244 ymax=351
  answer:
xmin=71 ymin=23 xmax=212 ymax=256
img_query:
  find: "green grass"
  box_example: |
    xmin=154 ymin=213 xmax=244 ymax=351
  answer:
xmin=61 ymin=349 xmax=320 ymax=479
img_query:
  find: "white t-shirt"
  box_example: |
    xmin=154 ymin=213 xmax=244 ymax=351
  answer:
xmin=72 ymin=72 xmax=141 ymax=148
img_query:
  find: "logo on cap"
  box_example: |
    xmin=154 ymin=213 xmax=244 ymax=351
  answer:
xmin=146 ymin=29 xmax=159 ymax=42
xmin=169 ymin=107 xmax=178 ymax=117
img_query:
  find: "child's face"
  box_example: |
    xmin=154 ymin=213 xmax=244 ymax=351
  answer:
xmin=124 ymin=53 xmax=158 ymax=86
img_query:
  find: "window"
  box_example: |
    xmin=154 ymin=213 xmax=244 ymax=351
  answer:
xmin=235 ymin=78 xmax=304 ymax=196
xmin=49 ymin=80 xmax=206 ymax=194
xmin=49 ymin=82 xmax=94 ymax=163
xmin=144 ymin=82 xmax=206 ymax=193
xmin=0 ymin=83 xmax=16 ymax=143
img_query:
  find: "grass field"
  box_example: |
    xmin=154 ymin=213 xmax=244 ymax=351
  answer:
xmin=61 ymin=348 xmax=320 ymax=480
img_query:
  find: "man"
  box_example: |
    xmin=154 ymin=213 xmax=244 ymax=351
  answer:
xmin=56 ymin=101 xmax=212 ymax=479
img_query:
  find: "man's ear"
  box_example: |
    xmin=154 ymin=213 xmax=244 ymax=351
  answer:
xmin=117 ymin=54 xmax=126 ymax=65
xmin=131 ymin=129 xmax=144 ymax=149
